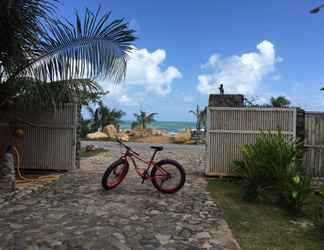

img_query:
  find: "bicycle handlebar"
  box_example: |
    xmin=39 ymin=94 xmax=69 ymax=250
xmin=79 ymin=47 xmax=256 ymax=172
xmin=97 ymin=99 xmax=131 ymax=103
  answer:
xmin=116 ymin=139 xmax=140 ymax=156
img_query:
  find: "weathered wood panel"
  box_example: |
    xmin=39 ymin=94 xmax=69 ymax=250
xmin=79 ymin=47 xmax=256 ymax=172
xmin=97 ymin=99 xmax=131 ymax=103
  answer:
xmin=206 ymin=107 xmax=297 ymax=176
xmin=0 ymin=104 xmax=78 ymax=170
xmin=304 ymin=112 xmax=324 ymax=177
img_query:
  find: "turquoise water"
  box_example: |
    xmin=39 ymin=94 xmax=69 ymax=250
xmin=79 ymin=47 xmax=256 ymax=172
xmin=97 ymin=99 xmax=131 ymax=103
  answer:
xmin=120 ymin=120 xmax=195 ymax=133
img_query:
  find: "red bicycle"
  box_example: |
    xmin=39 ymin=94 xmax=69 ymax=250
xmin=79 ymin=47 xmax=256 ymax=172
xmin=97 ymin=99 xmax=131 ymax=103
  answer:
xmin=101 ymin=139 xmax=186 ymax=194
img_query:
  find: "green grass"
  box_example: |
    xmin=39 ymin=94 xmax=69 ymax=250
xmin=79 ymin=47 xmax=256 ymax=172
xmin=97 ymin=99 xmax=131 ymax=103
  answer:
xmin=80 ymin=148 xmax=109 ymax=158
xmin=207 ymin=181 xmax=324 ymax=250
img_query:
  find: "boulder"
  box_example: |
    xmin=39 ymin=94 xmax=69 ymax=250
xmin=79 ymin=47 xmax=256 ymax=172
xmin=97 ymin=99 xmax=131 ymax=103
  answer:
xmin=85 ymin=144 xmax=98 ymax=151
xmin=103 ymin=124 xmax=118 ymax=139
xmin=142 ymin=128 xmax=153 ymax=137
xmin=152 ymin=129 xmax=169 ymax=136
xmin=129 ymin=126 xmax=153 ymax=139
xmin=174 ymin=128 xmax=192 ymax=143
xmin=152 ymin=129 xmax=162 ymax=136
xmin=118 ymin=132 xmax=130 ymax=142
xmin=86 ymin=132 xmax=108 ymax=140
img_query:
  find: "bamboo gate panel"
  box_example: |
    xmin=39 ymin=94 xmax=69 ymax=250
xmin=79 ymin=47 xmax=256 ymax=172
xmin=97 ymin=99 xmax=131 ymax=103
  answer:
xmin=206 ymin=107 xmax=297 ymax=176
xmin=0 ymin=104 xmax=79 ymax=170
xmin=304 ymin=112 xmax=324 ymax=177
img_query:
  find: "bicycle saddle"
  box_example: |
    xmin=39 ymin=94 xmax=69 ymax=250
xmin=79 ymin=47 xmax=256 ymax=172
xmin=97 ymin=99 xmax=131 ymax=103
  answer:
xmin=150 ymin=146 xmax=163 ymax=151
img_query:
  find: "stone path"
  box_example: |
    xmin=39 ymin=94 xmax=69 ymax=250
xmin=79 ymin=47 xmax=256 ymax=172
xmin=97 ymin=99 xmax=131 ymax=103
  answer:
xmin=0 ymin=142 xmax=240 ymax=250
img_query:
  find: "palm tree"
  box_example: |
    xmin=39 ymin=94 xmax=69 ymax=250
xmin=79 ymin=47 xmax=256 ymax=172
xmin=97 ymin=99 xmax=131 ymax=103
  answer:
xmin=200 ymin=107 xmax=207 ymax=134
xmin=189 ymin=105 xmax=203 ymax=132
xmin=270 ymin=96 xmax=291 ymax=108
xmin=0 ymin=1 xmax=136 ymax=118
xmin=80 ymin=116 xmax=92 ymax=138
xmin=86 ymin=101 xmax=125 ymax=132
xmin=131 ymin=111 xmax=157 ymax=129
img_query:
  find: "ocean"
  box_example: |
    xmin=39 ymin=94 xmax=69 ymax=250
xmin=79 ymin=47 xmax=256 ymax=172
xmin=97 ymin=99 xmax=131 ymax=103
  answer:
xmin=120 ymin=120 xmax=196 ymax=133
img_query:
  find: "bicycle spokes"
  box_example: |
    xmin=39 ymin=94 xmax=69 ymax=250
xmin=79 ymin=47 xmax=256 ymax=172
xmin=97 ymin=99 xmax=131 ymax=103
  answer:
xmin=154 ymin=165 xmax=180 ymax=188
xmin=107 ymin=164 xmax=127 ymax=187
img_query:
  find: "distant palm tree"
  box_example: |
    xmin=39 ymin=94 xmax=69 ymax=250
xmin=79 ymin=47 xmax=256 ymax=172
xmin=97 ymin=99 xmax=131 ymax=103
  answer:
xmin=131 ymin=111 xmax=157 ymax=129
xmin=0 ymin=1 xmax=136 ymax=117
xmin=189 ymin=105 xmax=204 ymax=132
xmin=80 ymin=116 xmax=92 ymax=138
xmin=270 ymin=96 xmax=291 ymax=108
xmin=87 ymin=101 xmax=125 ymax=132
xmin=200 ymin=107 xmax=207 ymax=134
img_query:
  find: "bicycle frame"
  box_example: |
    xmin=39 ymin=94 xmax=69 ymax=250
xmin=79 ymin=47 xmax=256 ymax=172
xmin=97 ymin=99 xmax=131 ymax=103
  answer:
xmin=120 ymin=149 xmax=169 ymax=182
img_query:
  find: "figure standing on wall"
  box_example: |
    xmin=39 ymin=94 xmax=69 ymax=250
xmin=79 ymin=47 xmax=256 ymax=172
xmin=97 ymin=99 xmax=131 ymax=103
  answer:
xmin=219 ymin=84 xmax=224 ymax=95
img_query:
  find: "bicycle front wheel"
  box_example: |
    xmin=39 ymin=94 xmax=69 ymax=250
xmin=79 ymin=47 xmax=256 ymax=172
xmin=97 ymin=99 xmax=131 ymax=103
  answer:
xmin=101 ymin=159 xmax=129 ymax=190
xmin=151 ymin=159 xmax=186 ymax=194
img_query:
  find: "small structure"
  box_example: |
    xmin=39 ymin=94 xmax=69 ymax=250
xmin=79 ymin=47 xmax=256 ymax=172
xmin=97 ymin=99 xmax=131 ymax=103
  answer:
xmin=0 ymin=103 xmax=81 ymax=170
xmin=208 ymin=94 xmax=244 ymax=107
xmin=206 ymin=94 xmax=301 ymax=177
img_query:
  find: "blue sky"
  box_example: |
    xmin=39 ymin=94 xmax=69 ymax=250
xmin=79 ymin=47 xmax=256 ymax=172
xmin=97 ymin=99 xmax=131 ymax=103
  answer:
xmin=59 ymin=0 xmax=324 ymax=121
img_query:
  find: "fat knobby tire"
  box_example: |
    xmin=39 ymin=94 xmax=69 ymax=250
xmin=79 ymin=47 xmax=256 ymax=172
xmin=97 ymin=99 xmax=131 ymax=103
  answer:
xmin=151 ymin=159 xmax=186 ymax=194
xmin=101 ymin=159 xmax=129 ymax=190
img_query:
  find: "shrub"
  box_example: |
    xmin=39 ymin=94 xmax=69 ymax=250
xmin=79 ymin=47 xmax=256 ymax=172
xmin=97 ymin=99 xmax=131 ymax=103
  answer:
xmin=233 ymin=144 xmax=272 ymax=202
xmin=314 ymin=185 xmax=324 ymax=230
xmin=234 ymin=130 xmax=311 ymax=211
xmin=282 ymin=175 xmax=312 ymax=213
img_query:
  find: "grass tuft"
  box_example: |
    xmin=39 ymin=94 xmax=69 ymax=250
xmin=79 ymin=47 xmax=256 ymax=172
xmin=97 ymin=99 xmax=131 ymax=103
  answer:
xmin=80 ymin=148 xmax=109 ymax=158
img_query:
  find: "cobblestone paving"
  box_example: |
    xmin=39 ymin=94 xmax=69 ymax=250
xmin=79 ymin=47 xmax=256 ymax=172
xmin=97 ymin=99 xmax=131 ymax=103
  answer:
xmin=0 ymin=142 xmax=240 ymax=250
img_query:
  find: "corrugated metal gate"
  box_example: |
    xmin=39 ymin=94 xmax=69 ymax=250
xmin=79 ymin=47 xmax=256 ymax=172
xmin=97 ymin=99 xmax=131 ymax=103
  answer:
xmin=304 ymin=112 xmax=324 ymax=177
xmin=206 ymin=107 xmax=297 ymax=176
xmin=0 ymin=104 xmax=78 ymax=170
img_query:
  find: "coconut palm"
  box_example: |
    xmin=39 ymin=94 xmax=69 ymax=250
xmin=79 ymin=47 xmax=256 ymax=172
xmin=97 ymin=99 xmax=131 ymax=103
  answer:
xmin=200 ymin=107 xmax=207 ymax=134
xmin=86 ymin=101 xmax=125 ymax=132
xmin=189 ymin=105 xmax=204 ymax=132
xmin=270 ymin=96 xmax=290 ymax=108
xmin=0 ymin=1 xmax=136 ymax=116
xmin=131 ymin=111 xmax=157 ymax=129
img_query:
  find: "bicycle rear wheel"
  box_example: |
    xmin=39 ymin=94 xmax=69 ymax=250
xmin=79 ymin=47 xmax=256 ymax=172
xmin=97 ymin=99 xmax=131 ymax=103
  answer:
xmin=151 ymin=159 xmax=186 ymax=194
xmin=101 ymin=159 xmax=129 ymax=190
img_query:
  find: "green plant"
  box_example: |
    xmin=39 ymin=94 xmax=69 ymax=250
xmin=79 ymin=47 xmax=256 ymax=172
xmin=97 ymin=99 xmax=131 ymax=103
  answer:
xmin=0 ymin=0 xmax=136 ymax=117
xmin=283 ymin=175 xmax=312 ymax=213
xmin=131 ymin=111 xmax=157 ymax=129
xmin=233 ymin=144 xmax=272 ymax=202
xmin=314 ymin=185 xmax=324 ymax=230
xmin=234 ymin=130 xmax=310 ymax=209
xmin=87 ymin=101 xmax=125 ymax=132
xmin=80 ymin=117 xmax=92 ymax=138
xmin=270 ymin=96 xmax=291 ymax=108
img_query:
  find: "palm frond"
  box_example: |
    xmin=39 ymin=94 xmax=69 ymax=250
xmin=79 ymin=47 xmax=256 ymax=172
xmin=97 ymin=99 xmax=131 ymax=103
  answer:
xmin=145 ymin=112 xmax=157 ymax=120
xmin=0 ymin=0 xmax=57 ymax=79
xmin=17 ymin=7 xmax=136 ymax=83
xmin=1 ymin=78 xmax=103 ymax=112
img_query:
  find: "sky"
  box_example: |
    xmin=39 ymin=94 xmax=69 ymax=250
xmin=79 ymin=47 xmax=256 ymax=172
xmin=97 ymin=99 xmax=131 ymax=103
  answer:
xmin=58 ymin=0 xmax=324 ymax=121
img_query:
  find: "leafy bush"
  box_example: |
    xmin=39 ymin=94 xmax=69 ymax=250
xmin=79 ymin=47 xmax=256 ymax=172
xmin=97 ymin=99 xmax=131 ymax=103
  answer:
xmin=233 ymin=144 xmax=272 ymax=202
xmin=81 ymin=118 xmax=92 ymax=138
xmin=314 ymin=185 xmax=324 ymax=230
xmin=282 ymin=175 xmax=312 ymax=212
xmin=234 ymin=130 xmax=311 ymax=212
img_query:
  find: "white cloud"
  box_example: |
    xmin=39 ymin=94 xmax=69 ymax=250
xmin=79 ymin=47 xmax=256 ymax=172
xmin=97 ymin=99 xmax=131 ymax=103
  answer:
xmin=102 ymin=83 xmax=143 ymax=106
xmin=197 ymin=40 xmax=280 ymax=96
xmin=100 ymin=48 xmax=181 ymax=105
xmin=126 ymin=48 xmax=181 ymax=95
